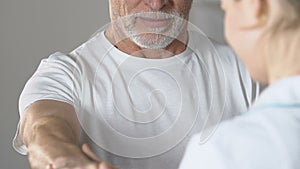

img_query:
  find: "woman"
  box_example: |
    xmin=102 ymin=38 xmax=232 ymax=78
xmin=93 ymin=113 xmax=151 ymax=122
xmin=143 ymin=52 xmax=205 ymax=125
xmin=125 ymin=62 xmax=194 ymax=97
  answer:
xmin=179 ymin=0 xmax=300 ymax=168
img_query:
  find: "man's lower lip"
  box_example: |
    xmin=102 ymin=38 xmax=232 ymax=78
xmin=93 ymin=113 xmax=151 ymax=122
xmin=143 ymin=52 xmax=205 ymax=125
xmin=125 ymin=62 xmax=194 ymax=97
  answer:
xmin=138 ymin=17 xmax=171 ymax=27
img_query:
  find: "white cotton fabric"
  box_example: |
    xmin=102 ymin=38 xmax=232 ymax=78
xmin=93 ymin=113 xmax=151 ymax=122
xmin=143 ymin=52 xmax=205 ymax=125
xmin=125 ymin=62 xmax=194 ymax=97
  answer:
xmin=179 ymin=76 xmax=300 ymax=169
xmin=13 ymin=30 xmax=259 ymax=169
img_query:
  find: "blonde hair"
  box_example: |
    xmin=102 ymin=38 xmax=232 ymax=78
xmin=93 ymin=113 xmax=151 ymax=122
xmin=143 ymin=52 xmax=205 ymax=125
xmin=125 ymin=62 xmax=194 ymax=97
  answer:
xmin=260 ymin=0 xmax=300 ymax=79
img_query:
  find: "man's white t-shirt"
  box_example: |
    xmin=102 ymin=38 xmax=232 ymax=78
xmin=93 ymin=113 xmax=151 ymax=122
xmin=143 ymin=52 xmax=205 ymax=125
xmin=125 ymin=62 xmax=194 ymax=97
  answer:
xmin=179 ymin=76 xmax=300 ymax=169
xmin=13 ymin=30 xmax=259 ymax=169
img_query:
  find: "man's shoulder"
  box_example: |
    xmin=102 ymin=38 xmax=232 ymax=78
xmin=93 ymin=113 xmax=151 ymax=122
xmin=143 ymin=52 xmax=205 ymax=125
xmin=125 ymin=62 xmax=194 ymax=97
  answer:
xmin=188 ymin=30 xmax=237 ymax=62
xmin=71 ymin=31 xmax=108 ymax=53
xmin=209 ymin=39 xmax=239 ymax=64
xmin=68 ymin=31 xmax=111 ymax=63
xmin=210 ymin=40 xmax=233 ymax=55
xmin=41 ymin=52 xmax=79 ymax=71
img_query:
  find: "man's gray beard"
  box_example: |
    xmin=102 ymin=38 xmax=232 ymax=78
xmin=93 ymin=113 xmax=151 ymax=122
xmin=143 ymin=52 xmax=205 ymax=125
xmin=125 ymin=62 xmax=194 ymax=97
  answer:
xmin=131 ymin=33 xmax=175 ymax=49
xmin=120 ymin=12 xmax=185 ymax=49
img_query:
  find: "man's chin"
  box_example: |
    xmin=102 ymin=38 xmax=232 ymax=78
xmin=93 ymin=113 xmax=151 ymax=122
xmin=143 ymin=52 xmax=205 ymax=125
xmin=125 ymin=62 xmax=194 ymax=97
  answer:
xmin=131 ymin=34 xmax=174 ymax=49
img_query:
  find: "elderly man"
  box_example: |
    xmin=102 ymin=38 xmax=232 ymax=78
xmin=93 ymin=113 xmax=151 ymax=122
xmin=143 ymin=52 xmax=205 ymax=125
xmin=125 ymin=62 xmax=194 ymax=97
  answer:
xmin=13 ymin=0 xmax=258 ymax=169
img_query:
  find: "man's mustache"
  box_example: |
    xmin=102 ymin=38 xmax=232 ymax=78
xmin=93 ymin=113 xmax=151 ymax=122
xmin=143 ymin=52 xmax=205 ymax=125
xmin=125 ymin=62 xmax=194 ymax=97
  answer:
xmin=129 ymin=11 xmax=183 ymax=20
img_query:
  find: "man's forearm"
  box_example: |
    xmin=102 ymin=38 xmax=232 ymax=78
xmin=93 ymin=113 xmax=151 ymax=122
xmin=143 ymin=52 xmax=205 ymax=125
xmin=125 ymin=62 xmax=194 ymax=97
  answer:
xmin=22 ymin=115 xmax=80 ymax=147
xmin=18 ymin=100 xmax=81 ymax=149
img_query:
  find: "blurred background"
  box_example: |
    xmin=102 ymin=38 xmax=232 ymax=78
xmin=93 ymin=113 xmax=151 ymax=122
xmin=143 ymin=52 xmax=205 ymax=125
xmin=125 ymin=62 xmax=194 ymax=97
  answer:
xmin=0 ymin=0 xmax=223 ymax=168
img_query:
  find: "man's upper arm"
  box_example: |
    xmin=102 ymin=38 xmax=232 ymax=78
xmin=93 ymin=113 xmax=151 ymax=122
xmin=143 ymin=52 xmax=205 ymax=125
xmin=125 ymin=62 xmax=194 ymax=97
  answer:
xmin=13 ymin=52 xmax=81 ymax=154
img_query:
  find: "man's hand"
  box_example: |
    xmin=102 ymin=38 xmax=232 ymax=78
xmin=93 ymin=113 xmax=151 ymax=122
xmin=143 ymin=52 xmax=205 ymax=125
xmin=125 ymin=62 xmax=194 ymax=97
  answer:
xmin=41 ymin=144 xmax=113 ymax=169
xmin=19 ymin=100 xmax=115 ymax=169
xmin=82 ymin=144 xmax=115 ymax=169
xmin=27 ymin=128 xmax=112 ymax=169
xmin=27 ymin=141 xmax=100 ymax=169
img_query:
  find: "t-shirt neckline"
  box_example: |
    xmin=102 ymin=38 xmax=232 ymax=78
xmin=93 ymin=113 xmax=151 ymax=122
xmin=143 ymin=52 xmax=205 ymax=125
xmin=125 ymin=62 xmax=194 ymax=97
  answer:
xmin=100 ymin=31 xmax=193 ymax=65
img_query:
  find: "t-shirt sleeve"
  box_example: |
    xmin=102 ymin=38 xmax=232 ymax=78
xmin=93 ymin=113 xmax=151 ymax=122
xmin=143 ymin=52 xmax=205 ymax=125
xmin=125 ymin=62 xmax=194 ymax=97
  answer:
xmin=13 ymin=52 xmax=81 ymax=155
